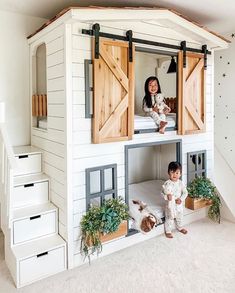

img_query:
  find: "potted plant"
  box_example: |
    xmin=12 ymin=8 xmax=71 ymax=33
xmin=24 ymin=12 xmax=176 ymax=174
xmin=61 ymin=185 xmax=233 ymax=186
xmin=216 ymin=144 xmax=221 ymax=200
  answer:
xmin=186 ymin=177 xmax=221 ymax=223
xmin=99 ymin=197 xmax=129 ymax=242
xmin=80 ymin=197 xmax=129 ymax=262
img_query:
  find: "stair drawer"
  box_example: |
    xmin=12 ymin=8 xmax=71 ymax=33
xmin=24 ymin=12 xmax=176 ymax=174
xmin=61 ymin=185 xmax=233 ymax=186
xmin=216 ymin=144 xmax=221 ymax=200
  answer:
xmin=19 ymin=246 xmax=65 ymax=287
xmin=13 ymin=211 xmax=57 ymax=244
xmin=14 ymin=153 xmax=41 ymax=176
xmin=13 ymin=181 xmax=49 ymax=209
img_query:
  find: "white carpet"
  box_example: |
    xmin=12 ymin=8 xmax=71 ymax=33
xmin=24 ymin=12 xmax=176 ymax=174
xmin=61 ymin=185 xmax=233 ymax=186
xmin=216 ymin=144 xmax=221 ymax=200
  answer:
xmin=1 ymin=219 xmax=235 ymax=293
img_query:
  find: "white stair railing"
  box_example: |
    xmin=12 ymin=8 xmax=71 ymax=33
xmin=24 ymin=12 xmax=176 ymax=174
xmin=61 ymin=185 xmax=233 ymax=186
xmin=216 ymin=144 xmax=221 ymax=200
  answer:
xmin=0 ymin=102 xmax=17 ymax=230
xmin=214 ymin=145 xmax=235 ymax=218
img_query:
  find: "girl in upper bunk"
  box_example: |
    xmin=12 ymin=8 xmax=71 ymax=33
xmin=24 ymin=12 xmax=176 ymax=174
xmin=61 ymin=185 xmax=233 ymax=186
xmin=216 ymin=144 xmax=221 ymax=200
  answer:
xmin=142 ymin=76 xmax=171 ymax=134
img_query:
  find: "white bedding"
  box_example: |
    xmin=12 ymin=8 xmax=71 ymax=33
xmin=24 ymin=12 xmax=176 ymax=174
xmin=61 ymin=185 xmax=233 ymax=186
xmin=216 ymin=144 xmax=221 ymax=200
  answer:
xmin=134 ymin=113 xmax=176 ymax=130
xmin=129 ymin=180 xmax=166 ymax=219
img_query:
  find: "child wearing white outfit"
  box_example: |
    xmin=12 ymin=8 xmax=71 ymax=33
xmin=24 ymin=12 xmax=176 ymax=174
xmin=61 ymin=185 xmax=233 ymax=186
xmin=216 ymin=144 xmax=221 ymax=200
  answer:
xmin=162 ymin=161 xmax=188 ymax=238
xmin=142 ymin=76 xmax=171 ymax=134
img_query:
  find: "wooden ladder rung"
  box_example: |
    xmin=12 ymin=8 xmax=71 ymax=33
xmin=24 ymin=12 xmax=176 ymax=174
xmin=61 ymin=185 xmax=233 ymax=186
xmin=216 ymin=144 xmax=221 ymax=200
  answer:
xmin=32 ymin=94 xmax=47 ymax=117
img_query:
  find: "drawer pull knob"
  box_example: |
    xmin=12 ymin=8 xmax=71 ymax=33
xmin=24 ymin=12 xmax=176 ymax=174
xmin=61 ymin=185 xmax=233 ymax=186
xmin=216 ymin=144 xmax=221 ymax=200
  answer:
xmin=30 ymin=215 xmax=41 ymax=220
xmin=24 ymin=183 xmax=34 ymax=188
xmin=37 ymin=252 xmax=48 ymax=258
xmin=18 ymin=155 xmax=28 ymax=159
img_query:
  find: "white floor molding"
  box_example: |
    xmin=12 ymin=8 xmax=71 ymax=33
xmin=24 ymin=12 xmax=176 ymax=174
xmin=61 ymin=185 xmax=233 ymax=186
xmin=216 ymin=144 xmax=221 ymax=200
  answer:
xmin=1 ymin=218 xmax=235 ymax=293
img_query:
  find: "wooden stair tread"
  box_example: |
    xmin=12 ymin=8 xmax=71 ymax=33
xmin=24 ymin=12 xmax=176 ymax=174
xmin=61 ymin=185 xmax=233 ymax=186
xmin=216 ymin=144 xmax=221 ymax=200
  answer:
xmin=13 ymin=173 xmax=49 ymax=187
xmin=12 ymin=234 xmax=65 ymax=260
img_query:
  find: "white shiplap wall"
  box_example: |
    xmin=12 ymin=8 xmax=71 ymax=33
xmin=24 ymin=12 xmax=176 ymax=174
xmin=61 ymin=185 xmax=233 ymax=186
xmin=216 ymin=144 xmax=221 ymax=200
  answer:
xmin=30 ymin=24 xmax=67 ymax=242
xmin=71 ymin=22 xmax=214 ymax=266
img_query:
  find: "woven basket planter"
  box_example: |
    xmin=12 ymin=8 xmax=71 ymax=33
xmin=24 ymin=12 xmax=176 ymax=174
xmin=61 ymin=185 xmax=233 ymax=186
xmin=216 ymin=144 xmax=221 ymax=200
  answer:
xmin=100 ymin=221 xmax=127 ymax=243
xmin=185 ymin=196 xmax=213 ymax=210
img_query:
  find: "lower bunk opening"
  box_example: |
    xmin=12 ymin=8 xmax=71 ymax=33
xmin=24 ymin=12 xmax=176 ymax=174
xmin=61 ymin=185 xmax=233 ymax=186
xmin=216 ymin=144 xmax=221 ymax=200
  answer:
xmin=125 ymin=140 xmax=182 ymax=235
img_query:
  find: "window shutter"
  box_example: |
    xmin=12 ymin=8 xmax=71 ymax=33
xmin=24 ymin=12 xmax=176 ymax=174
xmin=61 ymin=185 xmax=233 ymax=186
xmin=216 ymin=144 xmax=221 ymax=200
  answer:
xmin=178 ymin=52 xmax=206 ymax=135
xmin=93 ymin=39 xmax=134 ymax=143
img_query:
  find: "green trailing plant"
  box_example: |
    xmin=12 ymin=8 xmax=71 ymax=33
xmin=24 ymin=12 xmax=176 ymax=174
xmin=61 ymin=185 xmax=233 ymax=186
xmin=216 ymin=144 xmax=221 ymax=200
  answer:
xmin=80 ymin=206 xmax=102 ymax=261
xmin=80 ymin=197 xmax=129 ymax=262
xmin=187 ymin=177 xmax=221 ymax=223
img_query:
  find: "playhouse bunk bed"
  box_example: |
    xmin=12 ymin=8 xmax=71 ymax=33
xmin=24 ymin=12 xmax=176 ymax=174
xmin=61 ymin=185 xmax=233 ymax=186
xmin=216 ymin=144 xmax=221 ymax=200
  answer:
xmin=22 ymin=6 xmax=229 ymax=286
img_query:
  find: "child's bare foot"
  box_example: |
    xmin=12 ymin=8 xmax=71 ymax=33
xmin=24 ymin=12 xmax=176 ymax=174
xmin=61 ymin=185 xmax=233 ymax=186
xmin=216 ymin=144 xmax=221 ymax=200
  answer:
xmin=165 ymin=232 xmax=173 ymax=238
xmin=159 ymin=121 xmax=168 ymax=134
xmin=179 ymin=228 xmax=188 ymax=234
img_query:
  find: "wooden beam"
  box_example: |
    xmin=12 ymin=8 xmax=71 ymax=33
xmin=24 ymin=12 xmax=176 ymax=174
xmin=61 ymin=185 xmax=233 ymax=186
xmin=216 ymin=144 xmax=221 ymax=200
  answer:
xmin=39 ymin=95 xmax=43 ymax=116
xmin=100 ymin=43 xmax=129 ymax=92
xmin=185 ymin=99 xmax=204 ymax=130
xmin=42 ymin=95 xmax=47 ymax=116
xmin=32 ymin=95 xmax=36 ymax=116
xmin=99 ymin=94 xmax=128 ymax=138
xmin=177 ymin=51 xmax=183 ymax=135
xmin=185 ymin=58 xmax=204 ymax=88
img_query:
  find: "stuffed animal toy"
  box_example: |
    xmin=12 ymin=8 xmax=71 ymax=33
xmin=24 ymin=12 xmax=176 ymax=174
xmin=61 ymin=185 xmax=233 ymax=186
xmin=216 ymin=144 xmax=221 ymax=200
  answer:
xmin=155 ymin=93 xmax=171 ymax=114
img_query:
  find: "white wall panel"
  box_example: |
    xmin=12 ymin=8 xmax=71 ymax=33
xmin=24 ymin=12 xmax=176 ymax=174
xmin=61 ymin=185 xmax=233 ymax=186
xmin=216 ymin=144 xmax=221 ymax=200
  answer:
xmin=47 ymin=63 xmax=64 ymax=79
xmin=72 ymin=35 xmax=91 ymax=50
xmin=51 ymin=179 xmax=66 ymax=199
xmin=44 ymin=163 xmax=65 ymax=185
xmin=0 ymin=11 xmax=46 ymax=146
xmin=32 ymin=128 xmax=65 ymax=144
xmin=48 ymin=104 xmax=65 ymax=118
xmin=32 ymin=135 xmax=65 ymax=158
xmin=72 ymin=154 xmax=125 ymax=172
xmin=73 ymin=119 xmax=91 ymax=132
xmin=51 ymin=190 xmax=66 ymax=212
xmin=48 ymin=77 xmax=65 ymax=91
xmin=72 ymin=77 xmax=85 ymax=91
xmin=72 ymin=49 xmax=91 ymax=63
xmin=73 ymin=131 xmax=91 ymax=145
xmin=215 ymin=34 xmax=235 ymax=172
xmin=47 ymin=50 xmax=64 ymax=67
xmin=47 ymin=117 xmax=65 ymax=131
xmin=73 ymin=91 xmax=85 ymax=105
xmin=47 ymin=36 xmax=64 ymax=55
xmin=47 ymin=91 xmax=65 ymax=104
xmin=72 ymin=64 xmax=85 ymax=78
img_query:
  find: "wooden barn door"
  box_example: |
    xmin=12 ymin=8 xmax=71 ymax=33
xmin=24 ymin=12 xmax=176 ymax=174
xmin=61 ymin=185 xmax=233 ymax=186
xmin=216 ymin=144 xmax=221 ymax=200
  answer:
xmin=93 ymin=39 xmax=134 ymax=144
xmin=178 ymin=52 xmax=206 ymax=135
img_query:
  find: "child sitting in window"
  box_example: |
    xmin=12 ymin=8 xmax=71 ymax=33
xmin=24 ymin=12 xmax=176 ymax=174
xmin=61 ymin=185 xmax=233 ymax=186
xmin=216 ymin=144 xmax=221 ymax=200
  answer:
xmin=142 ymin=76 xmax=171 ymax=134
xmin=162 ymin=161 xmax=188 ymax=238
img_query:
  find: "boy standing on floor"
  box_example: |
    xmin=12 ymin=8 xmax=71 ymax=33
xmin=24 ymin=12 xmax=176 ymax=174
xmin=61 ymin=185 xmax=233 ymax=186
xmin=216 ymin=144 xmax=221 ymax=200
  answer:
xmin=162 ymin=161 xmax=188 ymax=238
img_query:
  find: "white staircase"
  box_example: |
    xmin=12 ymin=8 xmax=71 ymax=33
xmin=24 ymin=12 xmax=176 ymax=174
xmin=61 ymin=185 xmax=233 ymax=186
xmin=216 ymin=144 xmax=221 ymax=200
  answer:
xmin=1 ymin=145 xmax=66 ymax=288
xmin=214 ymin=146 xmax=235 ymax=221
